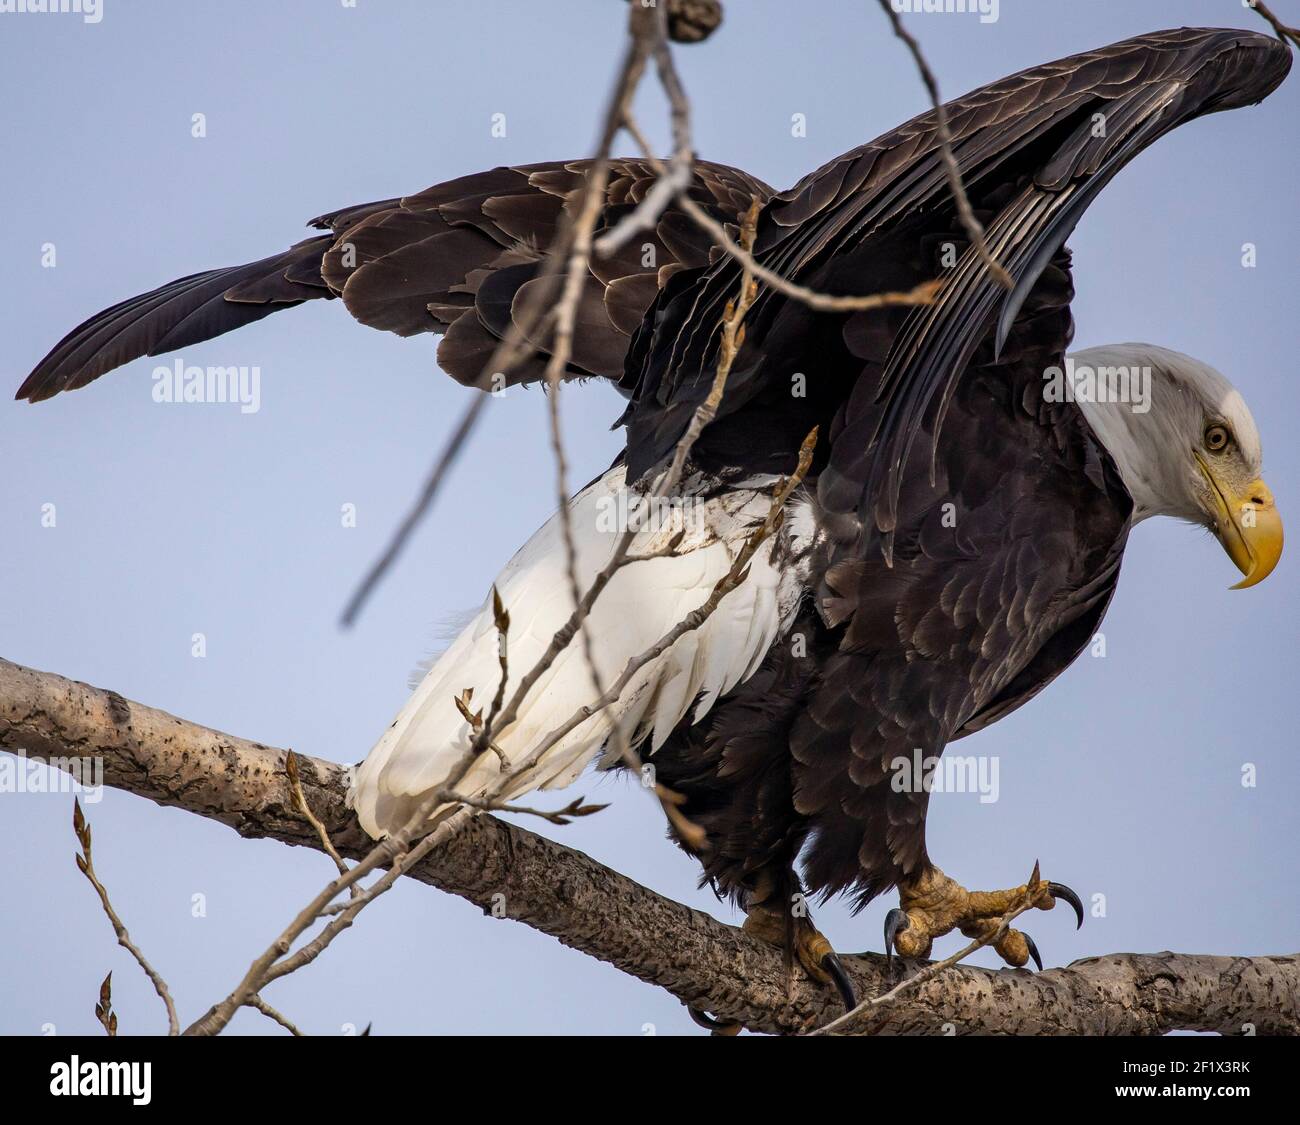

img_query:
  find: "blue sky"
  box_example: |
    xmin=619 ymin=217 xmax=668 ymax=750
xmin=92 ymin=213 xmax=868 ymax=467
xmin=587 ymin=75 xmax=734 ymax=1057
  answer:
xmin=1 ymin=0 xmax=1296 ymax=1035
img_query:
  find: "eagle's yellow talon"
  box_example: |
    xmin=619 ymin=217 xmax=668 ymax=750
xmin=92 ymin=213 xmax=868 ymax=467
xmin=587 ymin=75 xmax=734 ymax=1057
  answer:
xmin=885 ymin=865 xmax=1079 ymax=971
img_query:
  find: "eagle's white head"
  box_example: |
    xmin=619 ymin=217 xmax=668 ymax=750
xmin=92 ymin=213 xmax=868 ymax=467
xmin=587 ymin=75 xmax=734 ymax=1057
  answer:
xmin=1067 ymin=342 xmax=1282 ymax=589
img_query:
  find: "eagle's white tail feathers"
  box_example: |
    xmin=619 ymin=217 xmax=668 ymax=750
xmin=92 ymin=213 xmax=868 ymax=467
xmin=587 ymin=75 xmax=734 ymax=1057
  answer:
xmin=349 ymin=466 xmax=804 ymax=840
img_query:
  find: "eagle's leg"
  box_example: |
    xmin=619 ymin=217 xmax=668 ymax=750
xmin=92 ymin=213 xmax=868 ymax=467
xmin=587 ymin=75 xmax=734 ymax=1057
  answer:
xmin=741 ymin=871 xmax=858 ymax=1011
xmin=685 ymin=870 xmax=857 ymax=1034
xmin=884 ymin=864 xmax=1083 ymax=972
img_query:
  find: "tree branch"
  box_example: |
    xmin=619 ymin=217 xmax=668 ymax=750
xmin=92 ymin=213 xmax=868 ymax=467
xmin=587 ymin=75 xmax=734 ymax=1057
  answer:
xmin=1248 ymin=1 xmax=1300 ymax=50
xmin=3 ymin=656 xmax=1295 ymax=1035
xmin=71 ymin=799 xmax=180 ymax=1035
xmin=873 ymin=0 xmax=1013 ymax=289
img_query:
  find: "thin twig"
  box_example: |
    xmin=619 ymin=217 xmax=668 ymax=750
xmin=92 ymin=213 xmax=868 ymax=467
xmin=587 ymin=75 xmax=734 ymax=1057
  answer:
xmin=540 ymin=1 xmax=698 ymax=847
xmin=249 ymin=993 xmax=304 ymax=1035
xmin=1248 ymin=0 xmax=1300 ymax=49
xmin=454 ymin=588 xmax=513 ymax=767
xmin=664 ymin=195 xmax=761 ymax=485
xmin=481 ymin=587 xmax=511 ymax=751
xmin=516 ymin=427 xmax=818 ymax=782
xmin=621 ymin=113 xmax=944 ymax=312
xmin=362 ymin=204 xmax=785 ymax=861
xmin=253 ymin=812 xmax=480 ymax=993
xmin=286 ymin=751 xmax=355 ymax=896
xmin=340 ymin=392 xmax=489 ymax=627
xmin=596 ymin=7 xmax=695 ymax=255
xmin=874 ymin=0 xmax=1013 ymax=289
xmin=493 ymin=183 xmax=767 ymax=850
xmin=490 ymin=192 xmax=760 ymax=749
xmin=436 ymin=789 xmax=608 ymax=826
xmin=73 ymin=799 xmax=180 ymax=1036
xmin=339 ymin=30 xmax=650 ymax=628
xmin=514 ymin=196 xmax=763 ymax=834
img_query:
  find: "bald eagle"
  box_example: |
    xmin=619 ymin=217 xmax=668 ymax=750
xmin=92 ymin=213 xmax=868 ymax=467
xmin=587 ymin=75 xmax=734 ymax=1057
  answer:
xmin=18 ymin=28 xmax=1288 ymax=1013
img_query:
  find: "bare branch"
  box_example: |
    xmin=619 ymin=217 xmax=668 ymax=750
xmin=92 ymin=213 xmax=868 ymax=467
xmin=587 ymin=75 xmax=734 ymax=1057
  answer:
xmin=339 ymin=21 xmax=653 ymax=628
xmin=72 ymin=799 xmax=180 ymax=1035
xmin=339 ymin=392 xmax=489 ymax=627
xmin=874 ymin=0 xmax=1013 ymax=289
xmin=531 ymin=3 xmax=705 ymax=850
xmin=436 ymin=789 xmax=609 ymax=826
xmin=494 ymin=194 xmax=764 ymax=761
xmin=662 ymin=195 xmax=761 ymax=485
xmin=6 ymin=657 xmax=1296 ymax=1035
xmin=597 ymin=9 xmax=695 ymax=255
xmin=513 ymin=182 xmax=767 ymax=851
xmin=287 ymin=750 xmax=355 ymax=895
xmin=1248 ymin=1 xmax=1300 ymax=49
xmin=620 ymin=112 xmax=944 ymax=312
xmin=248 ymin=993 xmax=303 ymax=1036
xmin=482 ymin=587 xmax=511 ymax=749
xmin=274 ymin=23 xmax=679 ymax=1025
xmin=520 ymin=427 xmax=818 ymax=779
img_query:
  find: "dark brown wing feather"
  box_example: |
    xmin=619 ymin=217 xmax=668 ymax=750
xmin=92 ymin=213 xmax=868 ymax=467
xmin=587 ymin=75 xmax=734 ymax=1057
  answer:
xmin=14 ymin=198 xmax=398 ymax=403
xmin=16 ymin=160 xmax=772 ymax=402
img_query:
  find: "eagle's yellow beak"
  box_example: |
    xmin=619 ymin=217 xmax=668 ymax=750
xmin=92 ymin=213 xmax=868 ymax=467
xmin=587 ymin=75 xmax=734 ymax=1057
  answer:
xmin=1196 ymin=456 xmax=1283 ymax=589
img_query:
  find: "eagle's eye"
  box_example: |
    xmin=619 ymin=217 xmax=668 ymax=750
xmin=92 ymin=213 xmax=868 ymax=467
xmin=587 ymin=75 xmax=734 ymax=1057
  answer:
xmin=1204 ymin=424 xmax=1232 ymax=453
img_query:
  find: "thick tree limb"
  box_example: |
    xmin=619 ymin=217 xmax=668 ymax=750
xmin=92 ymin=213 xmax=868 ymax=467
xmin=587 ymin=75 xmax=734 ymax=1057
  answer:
xmin=2 ymin=656 xmax=1295 ymax=1036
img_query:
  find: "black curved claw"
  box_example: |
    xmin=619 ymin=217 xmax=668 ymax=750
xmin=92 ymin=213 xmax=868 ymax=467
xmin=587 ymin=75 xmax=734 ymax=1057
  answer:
xmin=883 ymin=907 xmax=910 ymax=974
xmin=687 ymin=1006 xmax=741 ymax=1035
xmin=1047 ymin=881 xmax=1085 ymax=929
xmin=821 ymin=951 xmax=858 ymax=1013
xmin=1023 ymin=932 xmax=1043 ymax=972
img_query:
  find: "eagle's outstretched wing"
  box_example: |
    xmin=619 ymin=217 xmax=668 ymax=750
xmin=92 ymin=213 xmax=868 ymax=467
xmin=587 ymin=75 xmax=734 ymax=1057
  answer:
xmin=623 ymin=27 xmax=1291 ymax=529
xmin=15 ymin=159 xmax=771 ymax=402
xmin=618 ymin=27 xmax=1290 ymax=904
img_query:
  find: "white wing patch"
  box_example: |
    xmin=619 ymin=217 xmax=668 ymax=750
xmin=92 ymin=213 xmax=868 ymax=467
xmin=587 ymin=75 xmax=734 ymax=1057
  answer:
xmin=349 ymin=466 xmax=807 ymax=840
